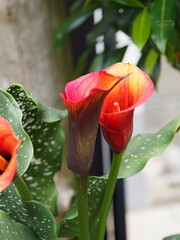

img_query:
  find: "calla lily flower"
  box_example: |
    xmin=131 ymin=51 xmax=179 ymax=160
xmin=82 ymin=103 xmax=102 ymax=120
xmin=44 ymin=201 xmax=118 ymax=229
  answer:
xmin=100 ymin=63 xmax=154 ymax=153
xmin=60 ymin=71 xmax=127 ymax=174
xmin=0 ymin=116 xmax=21 ymax=191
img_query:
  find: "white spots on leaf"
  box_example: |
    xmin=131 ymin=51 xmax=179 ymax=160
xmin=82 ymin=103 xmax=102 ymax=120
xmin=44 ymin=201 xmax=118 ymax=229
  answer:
xmin=30 ymin=182 xmax=38 ymax=188
xmin=4 ymin=85 xmax=64 ymax=217
xmin=140 ymin=146 xmax=146 ymax=150
xmin=157 ymin=134 xmax=161 ymax=139
xmin=25 ymin=176 xmax=33 ymax=181
xmin=43 ymin=172 xmax=53 ymax=176
xmin=36 ymin=148 xmax=42 ymax=152
xmin=37 ymin=139 xmax=42 ymax=143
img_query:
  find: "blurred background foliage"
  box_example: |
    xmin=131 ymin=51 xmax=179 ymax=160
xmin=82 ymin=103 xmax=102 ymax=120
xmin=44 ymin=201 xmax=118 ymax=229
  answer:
xmin=54 ymin=0 xmax=179 ymax=87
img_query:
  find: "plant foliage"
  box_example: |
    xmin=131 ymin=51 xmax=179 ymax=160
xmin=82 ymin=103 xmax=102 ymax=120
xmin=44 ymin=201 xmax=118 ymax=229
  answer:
xmin=55 ymin=0 xmax=179 ymax=86
xmin=57 ymin=118 xmax=180 ymax=238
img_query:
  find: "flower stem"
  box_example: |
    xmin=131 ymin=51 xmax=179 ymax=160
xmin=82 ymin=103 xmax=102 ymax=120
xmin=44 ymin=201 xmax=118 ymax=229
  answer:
xmin=75 ymin=173 xmax=89 ymax=240
xmin=95 ymin=152 xmax=123 ymax=240
xmin=14 ymin=175 xmax=32 ymax=201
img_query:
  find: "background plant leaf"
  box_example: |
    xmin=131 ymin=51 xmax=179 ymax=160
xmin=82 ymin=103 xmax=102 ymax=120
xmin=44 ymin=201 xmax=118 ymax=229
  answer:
xmin=112 ymin=0 xmax=144 ymax=8
xmin=7 ymin=84 xmax=67 ymax=216
xmin=54 ymin=2 xmax=100 ymax=51
xmin=145 ymin=48 xmax=159 ymax=75
xmin=137 ymin=42 xmax=160 ymax=87
xmin=151 ymin=0 xmax=176 ymax=53
xmin=57 ymin=118 xmax=180 ymax=238
xmin=0 ymin=89 xmax=33 ymax=175
xmin=89 ymin=46 xmax=128 ymax=72
xmin=166 ymin=41 xmax=175 ymax=66
xmin=114 ymin=7 xmax=138 ymax=35
xmin=132 ymin=8 xmax=151 ymax=51
xmin=0 ymin=184 xmax=57 ymax=240
xmin=86 ymin=10 xmax=118 ymax=45
xmin=167 ymin=25 xmax=180 ymax=70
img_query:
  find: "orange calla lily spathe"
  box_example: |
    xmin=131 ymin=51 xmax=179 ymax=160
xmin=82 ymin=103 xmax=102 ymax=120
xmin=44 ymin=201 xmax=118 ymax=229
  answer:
xmin=60 ymin=71 xmax=127 ymax=174
xmin=100 ymin=63 xmax=154 ymax=153
xmin=0 ymin=116 xmax=21 ymax=191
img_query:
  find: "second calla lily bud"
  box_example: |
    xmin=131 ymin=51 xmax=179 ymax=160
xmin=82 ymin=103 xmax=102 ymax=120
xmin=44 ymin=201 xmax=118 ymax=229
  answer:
xmin=100 ymin=63 xmax=154 ymax=153
xmin=60 ymin=71 xmax=128 ymax=174
xmin=0 ymin=116 xmax=21 ymax=191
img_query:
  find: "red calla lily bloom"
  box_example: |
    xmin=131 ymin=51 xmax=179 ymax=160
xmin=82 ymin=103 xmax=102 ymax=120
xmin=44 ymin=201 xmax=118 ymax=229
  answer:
xmin=100 ymin=63 xmax=154 ymax=153
xmin=0 ymin=116 xmax=21 ymax=191
xmin=60 ymin=71 xmax=127 ymax=174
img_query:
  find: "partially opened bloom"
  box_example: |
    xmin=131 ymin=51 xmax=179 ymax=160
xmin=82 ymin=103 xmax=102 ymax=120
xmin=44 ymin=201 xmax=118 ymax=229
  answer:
xmin=60 ymin=71 xmax=127 ymax=174
xmin=0 ymin=116 xmax=21 ymax=191
xmin=100 ymin=63 xmax=154 ymax=153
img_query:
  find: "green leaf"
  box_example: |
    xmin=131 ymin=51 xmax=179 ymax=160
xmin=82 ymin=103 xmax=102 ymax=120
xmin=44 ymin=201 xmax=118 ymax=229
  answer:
xmin=167 ymin=25 xmax=180 ymax=70
xmin=0 ymin=89 xmax=33 ymax=175
xmin=88 ymin=46 xmax=128 ymax=73
xmin=57 ymin=200 xmax=78 ymax=237
xmin=0 ymin=184 xmax=57 ymax=240
xmin=151 ymin=0 xmax=176 ymax=53
xmin=118 ymin=117 xmax=180 ymax=178
xmin=163 ymin=234 xmax=180 ymax=240
xmin=34 ymin=98 xmax=67 ymax=123
xmin=86 ymin=10 xmax=118 ymax=45
xmin=176 ymin=0 xmax=180 ymax=28
xmin=57 ymin=176 xmax=107 ymax=238
xmin=149 ymin=57 xmax=160 ymax=88
xmin=145 ymin=48 xmax=159 ymax=75
xmin=74 ymin=45 xmax=94 ymax=78
xmin=0 ymin=210 xmax=37 ymax=240
xmin=54 ymin=2 xmax=99 ymax=51
xmin=57 ymin=118 xmax=180 ymax=237
xmin=7 ymin=84 xmax=66 ymax=215
xmin=168 ymin=25 xmax=180 ymax=51
xmin=166 ymin=41 xmax=175 ymax=66
xmin=115 ymin=7 xmax=138 ymax=35
xmin=103 ymin=46 xmax=128 ymax=69
xmin=70 ymin=0 xmax=83 ymax=13
xmin=88 ymin=52 xmax=105 ymax=73
xmin=112 ymin=0 xmax=144 ymax=8
xmin=137 ymin=42 xmax=160 ymax=87
xmin=132 ymin=8 xmax=151 ymax=50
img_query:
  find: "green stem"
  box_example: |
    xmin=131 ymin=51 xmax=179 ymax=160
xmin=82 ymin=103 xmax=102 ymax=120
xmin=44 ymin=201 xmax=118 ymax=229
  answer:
xmin=95 ymin=152 xmax=123 ymax=240
xmin=75 ymin=173 xmax=89 ymax=240
xmin=14 ymin=175 xmax=32 ymax=201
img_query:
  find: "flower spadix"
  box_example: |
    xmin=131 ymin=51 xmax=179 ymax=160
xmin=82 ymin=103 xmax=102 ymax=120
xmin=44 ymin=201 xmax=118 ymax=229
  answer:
xmin=60 ymin=71 xmax=127 ymax=174
xmin=100 ymin=63 xmax=154 ymax=153
xmin=0 ymin=116 xmax=21 ymax=191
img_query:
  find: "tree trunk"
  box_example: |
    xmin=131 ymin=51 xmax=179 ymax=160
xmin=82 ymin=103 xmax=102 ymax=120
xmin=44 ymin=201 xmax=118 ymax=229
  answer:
xmin=0 ymin=0 xmax=75 ymax=223
xmin=0 ymin=0 xmax=72 ymax=107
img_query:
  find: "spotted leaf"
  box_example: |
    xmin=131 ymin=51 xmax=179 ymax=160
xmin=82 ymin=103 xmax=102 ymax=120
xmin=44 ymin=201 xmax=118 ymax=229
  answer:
xmin=163 ymin=234 xmax=180 ymax=240
xmin=0 ymin=89 xmax=33 ymax=176
xmin=0 ymin=183 xmax=56 ymax=240
xmin=118 ymin=117 xmax=180 ymax=178
xmin=0 ymin=210 xmax=37 ymax=240
xmin=57 ymin=177 xmax=107 ymax=238
xmin=57 ymin=117 xmax=180 ymax=237
xmin=6 ymin=84 xmax=67 ymax=215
